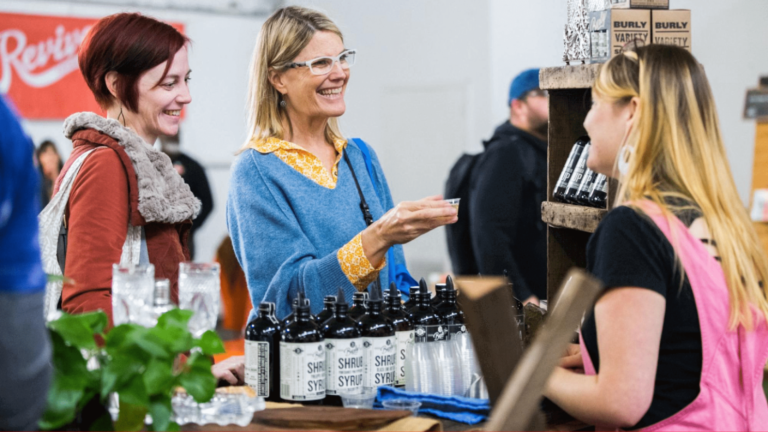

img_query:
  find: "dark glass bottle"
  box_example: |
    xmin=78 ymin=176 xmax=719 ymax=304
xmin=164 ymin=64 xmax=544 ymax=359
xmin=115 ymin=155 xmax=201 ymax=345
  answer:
xmin=565 ymin=143 xmax=591 ymax=204
xmin=589 ymin=174 xmax=608 ymax=208
xmin=403 ymin=286 xmax=419 ymax=310
xmin=406 ymin=278 xmax=442 ymax=329
xmin=314 ymin=295 xmax=337 ymax=326
xmin=281 ymin=298 xmax=300 ymax=327
xmin=554 ymin=136 xmax=589 ymax=201
xmin=348 ymin=292 xmax=368 ymax=322
xmin=357 ymin=281 xmax=397 ymax=389
xmin=320 ymin=288 xmax=363 ymax=406
xmin=434 ymin=276 xmax=465 ymax=328
xmin=383 ymin=283 xmax=413 ymax=388
xmin=280 ymin=292 xmax=325 ymax=404
xmin=575 ymin=168 xmax=599 ymax=205
xmin=431 ymin=283 xmax=446 ymax=307
xmin=245 ymin=302 xmax=281 ymax=402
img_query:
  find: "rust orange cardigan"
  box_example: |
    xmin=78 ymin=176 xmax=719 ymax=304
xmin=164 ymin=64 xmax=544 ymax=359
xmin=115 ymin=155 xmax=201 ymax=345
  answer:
xmin=54 ymin=128 xmax=192 ymax=325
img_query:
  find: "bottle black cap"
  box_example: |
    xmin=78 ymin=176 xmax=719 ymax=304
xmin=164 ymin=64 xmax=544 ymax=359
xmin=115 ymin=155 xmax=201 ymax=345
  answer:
xmin=324 ymin=295 xmax=336 ymax=304
xmin=446 ymin=275 xmax=455 ymax=291
xmin=419 ymin=278 xmax=429 ymax=303
xmin=258 ymin=302 xmax=275 ymax=314
xmin=369 ymin=279 xmax=382 ymax=305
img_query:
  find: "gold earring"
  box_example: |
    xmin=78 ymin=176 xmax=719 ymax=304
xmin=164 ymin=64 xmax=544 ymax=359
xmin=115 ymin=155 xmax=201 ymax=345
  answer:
xmin=118 ymin=106 xmax=126 ymax=126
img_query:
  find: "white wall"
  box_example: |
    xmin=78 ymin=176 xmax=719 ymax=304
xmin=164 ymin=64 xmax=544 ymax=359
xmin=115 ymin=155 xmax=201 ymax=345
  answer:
xmin=1 ymin=0 xmax=263 ymax=263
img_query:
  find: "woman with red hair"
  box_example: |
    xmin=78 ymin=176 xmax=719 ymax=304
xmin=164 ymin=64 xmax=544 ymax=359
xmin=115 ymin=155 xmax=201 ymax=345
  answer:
xmin=40 ymin=13 xmax=243 ymax=383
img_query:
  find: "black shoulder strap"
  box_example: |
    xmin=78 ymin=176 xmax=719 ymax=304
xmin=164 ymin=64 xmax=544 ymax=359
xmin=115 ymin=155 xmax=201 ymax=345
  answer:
xmin=343 ymin=151 xmax=374 ymax=226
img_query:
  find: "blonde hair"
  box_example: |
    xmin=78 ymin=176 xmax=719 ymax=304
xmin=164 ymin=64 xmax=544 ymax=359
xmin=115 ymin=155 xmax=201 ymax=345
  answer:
xmin=594 ymin=45 xmax=768 ymax=329
xmin=243 ymin=6 xmax=344 ymax=147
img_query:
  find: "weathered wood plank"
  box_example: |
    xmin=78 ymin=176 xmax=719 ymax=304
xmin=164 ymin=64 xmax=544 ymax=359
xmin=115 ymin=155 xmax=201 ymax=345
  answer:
xmin=541 ymin=202 xmax=607 ymax=233
xmin=540 ymin=64 xmax=602 ymax=90
xmin=455 ymin=277 xmax=523 ymax=408
xmin=485 ymin=269 xmax=603 ymax=432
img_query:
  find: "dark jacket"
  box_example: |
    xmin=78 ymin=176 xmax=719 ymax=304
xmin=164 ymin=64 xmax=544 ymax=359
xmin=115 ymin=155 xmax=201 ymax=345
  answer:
xmin=468 ymin=122 xmax=547 ymax=300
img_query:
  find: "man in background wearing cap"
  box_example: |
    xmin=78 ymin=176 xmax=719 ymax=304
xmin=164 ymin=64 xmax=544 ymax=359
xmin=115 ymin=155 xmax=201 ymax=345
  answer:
xmin=468 ymin=68 xmax=549 ymax=304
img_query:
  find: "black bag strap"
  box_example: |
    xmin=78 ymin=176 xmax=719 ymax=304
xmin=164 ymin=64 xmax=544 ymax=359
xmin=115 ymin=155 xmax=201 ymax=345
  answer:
xmin=343 ymin=151 xmax=374 ymax=226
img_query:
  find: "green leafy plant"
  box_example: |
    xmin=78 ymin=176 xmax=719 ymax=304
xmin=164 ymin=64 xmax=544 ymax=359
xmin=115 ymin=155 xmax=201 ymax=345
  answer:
xmin=40 ymin=309 xmax=225 ymax=431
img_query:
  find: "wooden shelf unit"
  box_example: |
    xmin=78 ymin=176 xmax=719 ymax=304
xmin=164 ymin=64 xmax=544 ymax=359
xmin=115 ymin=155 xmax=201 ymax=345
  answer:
xmin=541 ymin=202 xmax=608 ymax=233
xmin=540 ymin=64 xmax=617 ymax=303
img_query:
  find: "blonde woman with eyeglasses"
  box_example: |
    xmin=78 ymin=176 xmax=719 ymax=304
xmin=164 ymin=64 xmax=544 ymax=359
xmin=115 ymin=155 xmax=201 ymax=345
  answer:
xmin=543 ymin=45 xmax=768 ymax=430
xmin=227 ymin=7 xmax=457 ymax=320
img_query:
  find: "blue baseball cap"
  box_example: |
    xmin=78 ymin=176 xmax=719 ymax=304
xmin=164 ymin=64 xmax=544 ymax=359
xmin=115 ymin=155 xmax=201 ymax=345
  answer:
xmin=508 ymin=68 xmax=541 ymax=106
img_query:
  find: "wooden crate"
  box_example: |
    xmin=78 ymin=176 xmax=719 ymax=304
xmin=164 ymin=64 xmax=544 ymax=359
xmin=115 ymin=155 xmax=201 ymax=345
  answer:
xmin=540 ymin=64 xmax=617 ymax=303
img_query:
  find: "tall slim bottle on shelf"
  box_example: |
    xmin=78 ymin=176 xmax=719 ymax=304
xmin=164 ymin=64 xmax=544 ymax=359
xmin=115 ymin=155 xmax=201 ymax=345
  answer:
xmin=245 ymin=302 xmax=281 ymax=402
xmin=564 ymin=143 xmax=591 ymax=204
xmin=382 ymin=282 xmax=413 ymax=388
xmin=320 ymin=288 xmax=363 ymax=405
xmin=589 ymin=174 xmax=609 ymax=208
xmin=314 ymin=295 xmax=336 ymax=326
xmin=553 ymin=136 xmax=590 ymax=201
xmin=280 ymin=291 xmax=325 ymax=404
xmin=357 ymin=281 xmax=397 ymax=389
xmin=575 ymin=166 xmax=598 ymax=205
xmin=348 ymin=292 xmax=368 ymax=322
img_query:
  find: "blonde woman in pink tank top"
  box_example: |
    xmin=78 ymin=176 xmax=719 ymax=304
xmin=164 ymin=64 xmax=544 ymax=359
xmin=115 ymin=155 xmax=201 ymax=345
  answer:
xmin=543 ymin=45 xmax=768 ymax=430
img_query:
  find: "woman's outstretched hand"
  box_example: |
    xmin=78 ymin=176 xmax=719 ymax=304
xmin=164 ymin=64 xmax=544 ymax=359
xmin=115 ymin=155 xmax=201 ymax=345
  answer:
xmin=362 ymin=195 xmax=458 ymax=267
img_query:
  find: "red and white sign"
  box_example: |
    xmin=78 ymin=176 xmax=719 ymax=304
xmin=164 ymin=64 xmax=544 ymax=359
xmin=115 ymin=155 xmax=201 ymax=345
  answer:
xmin=0 ymin=12 xmax=184 ymax=120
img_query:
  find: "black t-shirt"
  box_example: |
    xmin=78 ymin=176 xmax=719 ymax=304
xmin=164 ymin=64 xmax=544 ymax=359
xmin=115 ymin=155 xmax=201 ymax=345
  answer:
xmin=581 ymin=206 xmax=702 ymax=429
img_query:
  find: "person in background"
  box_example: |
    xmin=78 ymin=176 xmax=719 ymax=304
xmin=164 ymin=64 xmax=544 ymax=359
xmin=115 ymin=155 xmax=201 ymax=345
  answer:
xmin=544 ymin=45 xmax=768 ymax=430
xmin=467 ymin=68 xmax=549 ymax=304
xmin=161 ymin=131 xmax=214 ymax=260
xmin=216 ymin=236 xmax=251 ymax=333
xmin=36 ymin=139 xmax=64 ymax=208
xmin=0 ymin=96 xmax=51 ymax=430
xmin=227 ymin=6 xmax=456 ymax=319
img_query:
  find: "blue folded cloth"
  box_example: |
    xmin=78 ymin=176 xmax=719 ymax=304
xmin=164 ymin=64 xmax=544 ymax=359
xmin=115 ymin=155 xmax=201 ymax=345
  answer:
xmin=374 ymin=386 xmax=490 ymax=425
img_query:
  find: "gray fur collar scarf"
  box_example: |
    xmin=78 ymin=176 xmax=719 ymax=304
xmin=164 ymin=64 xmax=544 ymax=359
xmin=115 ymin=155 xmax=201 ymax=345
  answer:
xmin=63 ymin=112 xmax=201 ymax=224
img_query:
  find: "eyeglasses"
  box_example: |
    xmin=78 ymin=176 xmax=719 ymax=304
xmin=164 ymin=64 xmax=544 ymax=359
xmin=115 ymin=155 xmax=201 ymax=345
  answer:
xmin=524 ymin=89 xmax=549 ymax=99
xmin=285 ymin=49 xmax=356 ymax=75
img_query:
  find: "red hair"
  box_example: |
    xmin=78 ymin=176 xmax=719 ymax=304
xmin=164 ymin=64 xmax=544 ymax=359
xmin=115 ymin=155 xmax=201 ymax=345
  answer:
xmin=78 ymin=13 xmax=189 ymax=112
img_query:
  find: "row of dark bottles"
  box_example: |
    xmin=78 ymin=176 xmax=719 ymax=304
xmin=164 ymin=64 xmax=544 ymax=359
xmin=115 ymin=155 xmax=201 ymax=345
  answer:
xmin=553 ymin=136 xmax=608 ymax=208
xmin=244 ymin=276 xmax=465 ymax=403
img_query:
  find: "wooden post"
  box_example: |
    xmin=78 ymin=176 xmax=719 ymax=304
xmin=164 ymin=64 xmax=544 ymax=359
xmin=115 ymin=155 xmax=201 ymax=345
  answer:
xmin=456 ymin=276 xmax=523 ymax=407
xmin=484 ymin=269 xmax=603 ymax=432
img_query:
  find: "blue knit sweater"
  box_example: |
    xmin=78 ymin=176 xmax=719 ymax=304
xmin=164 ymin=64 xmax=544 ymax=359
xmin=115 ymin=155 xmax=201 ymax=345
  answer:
xmin=227 ymin=140 xmax=408 ymax=319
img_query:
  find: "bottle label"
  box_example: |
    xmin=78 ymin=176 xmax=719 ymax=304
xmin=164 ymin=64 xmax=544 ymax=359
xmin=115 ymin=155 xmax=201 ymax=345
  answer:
xmin=324 ymin=338 xmax=363 ymax=395
xmin=279 ymin=341 xmax=325 ymax=401
xmin=395 ymin=331 xmax=414 ymax=386
xmin=566 ymin=144 xmax=591 ymax=191
xmin=591 ymin=174 xmax=608 ymax=194
xmin=245 ymin=340 xmax=271 ymax=397
xmin=555 ymin=145 xmax=582 ymax=189
xmin=362 ymin=336 xmax=397 ymax=388
xmin=414 ymin=325 xmax=450 ymax=343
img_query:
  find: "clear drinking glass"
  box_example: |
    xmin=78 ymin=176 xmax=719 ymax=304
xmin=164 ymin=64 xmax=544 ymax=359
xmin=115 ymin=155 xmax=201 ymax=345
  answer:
xmin=179 ymin=262 xmax=221 ymax=337
xmin=112 ymin=264 xmax=155 ymax=327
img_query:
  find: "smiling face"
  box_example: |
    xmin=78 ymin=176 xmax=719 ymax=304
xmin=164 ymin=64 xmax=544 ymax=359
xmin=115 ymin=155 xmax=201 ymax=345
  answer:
xmin=583 ymin=95 xmax=634 ymax=177
xmin=126 ymin=45 xmax=192 ymax=144
xmin=273 ymin=31 xmax=349 ymax=124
